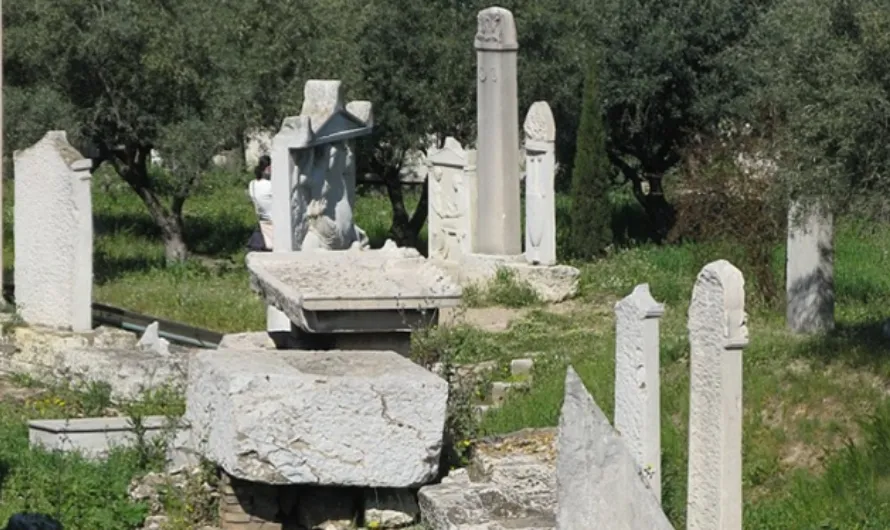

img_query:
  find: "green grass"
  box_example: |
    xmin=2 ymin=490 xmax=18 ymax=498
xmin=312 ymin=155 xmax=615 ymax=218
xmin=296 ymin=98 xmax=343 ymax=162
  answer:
xmin=429 ymin=218 xmax=890 ymax=528
xmin=0 ymin=376 xmax=189 ymax=529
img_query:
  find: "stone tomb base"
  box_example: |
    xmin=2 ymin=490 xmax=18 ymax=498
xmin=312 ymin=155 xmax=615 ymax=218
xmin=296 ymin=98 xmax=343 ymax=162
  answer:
xmin=247 ymin=249 xmax=461 ymax=356
xmin=431 ymin=254 xmax=580 ymax=303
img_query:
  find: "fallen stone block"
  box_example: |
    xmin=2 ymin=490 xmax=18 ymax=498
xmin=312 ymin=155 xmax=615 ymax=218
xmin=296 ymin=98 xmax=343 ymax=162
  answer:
xmin=185 ymin=348 xmax=448 ymax=487
xmin=418 ymin=428 xmax=557 ymax=529
xmin=0 ymin=325 xmax=187 ymax=401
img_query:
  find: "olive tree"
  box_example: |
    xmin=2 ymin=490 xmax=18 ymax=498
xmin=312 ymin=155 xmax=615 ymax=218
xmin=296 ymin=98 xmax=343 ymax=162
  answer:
xmin=3 ymin=0 xmax=356 ymax=261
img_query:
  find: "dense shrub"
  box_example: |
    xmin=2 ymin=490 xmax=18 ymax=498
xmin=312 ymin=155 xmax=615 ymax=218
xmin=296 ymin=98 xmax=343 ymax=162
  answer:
xmin=569 ymin=62 xmax=613 ymax=259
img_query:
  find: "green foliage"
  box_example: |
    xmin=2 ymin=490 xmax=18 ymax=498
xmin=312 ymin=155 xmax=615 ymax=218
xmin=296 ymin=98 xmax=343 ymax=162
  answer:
xmin=593 ymin=0 xmax=769 ymax=235
xmin=742 ymin=0 xmax=890 ymax=220
xmin=411 ymin=324 xmax=482 ymax=469
xmin=569 ymin=62 xmax=613 ymax=259
xmin=668 ymin=138 xmax=785 ymax=306
xmin=3 ymin=0 xmax=362 ymax=259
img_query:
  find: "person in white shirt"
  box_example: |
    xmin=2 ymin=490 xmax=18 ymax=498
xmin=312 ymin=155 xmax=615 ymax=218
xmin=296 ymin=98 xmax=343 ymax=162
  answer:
xmin=247 ymin=155 xmax=274 ymax=250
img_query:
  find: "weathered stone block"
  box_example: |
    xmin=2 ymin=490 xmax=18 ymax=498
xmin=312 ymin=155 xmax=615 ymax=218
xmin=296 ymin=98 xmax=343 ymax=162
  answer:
xmin=185 ymin=349 xmax=448 ymax=487
xmin=432 ymin=255 xmax=579 ymax=303
xmin=248 ymin=250 xmax=461 ymax=334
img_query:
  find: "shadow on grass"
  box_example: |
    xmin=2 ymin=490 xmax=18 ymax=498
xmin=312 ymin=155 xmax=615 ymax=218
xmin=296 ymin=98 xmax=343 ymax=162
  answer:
xmin=92 ymin=210 xmax=253 ymax=284
xmin=93 ymin=253 xmax=164 ymax=285
xmin=2 ymin=512 xmax=64 ymax=530
xmin=795 ymin=320 xmax=890 ymax=369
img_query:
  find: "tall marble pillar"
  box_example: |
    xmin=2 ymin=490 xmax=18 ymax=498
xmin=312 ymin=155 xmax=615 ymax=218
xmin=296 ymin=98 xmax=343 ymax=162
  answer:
xmin=474 ymin=7 xmax=521 ymax=256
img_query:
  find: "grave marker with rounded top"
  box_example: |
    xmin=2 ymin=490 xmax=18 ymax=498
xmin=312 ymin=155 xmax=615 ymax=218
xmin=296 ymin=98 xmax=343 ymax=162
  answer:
xmin=686 ymin=260 xmax=748 ymax=530
xmin=474 ymin=6 xmax=521 ymax=255
xmin=614 ymin=283 xmax=664 ymax=502
xmin=523 ymin=101 xmax=557 ymax=266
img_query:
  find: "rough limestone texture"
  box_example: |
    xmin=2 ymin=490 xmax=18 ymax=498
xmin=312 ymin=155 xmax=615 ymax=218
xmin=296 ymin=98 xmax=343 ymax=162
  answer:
xmin=217 ymin=331 xmax=276 ymax=350
xmin=248 ymin=249 xmax=461 ymax=332
xmin=419 ymin=429 xmax=556 ymax=529
xmin=556 ymin=368 xmax=673 ymax=530
xmin=0 ymin=325 xmax=185 ymax=400
xmin=523 ymin=102 xmax=557 ymax=267
xmin=687 ymin=260 xmax=747 ymax=530
xmin=13 ymin=131 xmax=93 ymax=332
xmin=185 ymin=348 xmax=448 ymax=487
xmin=614 ymin=284 xmax=664 ymax=501
xmin=786 ymin=200 xmax=834 ymax=334
xmin=364 ymin=489 xmax=420 ymax=528
xmin=427 ymin=137 xmax=472 ymax=262
xmin=475 ymin=7 xmax=521 ymax=255
xmin=138 ymin=322 xmax=171 ymax=356
xmin=431 ymin=254 xmax=579 ymax=303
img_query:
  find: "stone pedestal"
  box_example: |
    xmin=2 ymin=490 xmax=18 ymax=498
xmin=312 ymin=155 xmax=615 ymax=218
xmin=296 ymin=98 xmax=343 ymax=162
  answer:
xmin=247 ymin=249 xmax=460 ymax=355
xmin=474 ymin=7 xmax=521 ymax=255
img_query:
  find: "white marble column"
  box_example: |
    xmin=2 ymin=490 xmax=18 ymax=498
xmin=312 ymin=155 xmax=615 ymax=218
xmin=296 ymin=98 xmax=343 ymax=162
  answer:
xmin=474 ymin=7 xmax=521 ymax=256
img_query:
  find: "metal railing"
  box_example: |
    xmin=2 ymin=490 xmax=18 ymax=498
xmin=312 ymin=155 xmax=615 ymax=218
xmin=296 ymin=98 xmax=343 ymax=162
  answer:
xmin=2 ymin=281 xmax=223 ymax=349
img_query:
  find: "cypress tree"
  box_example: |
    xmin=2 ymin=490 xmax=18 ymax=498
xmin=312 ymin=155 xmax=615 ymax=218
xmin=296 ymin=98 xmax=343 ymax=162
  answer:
xmin=570 ymin=61 xmax=613 ymax=259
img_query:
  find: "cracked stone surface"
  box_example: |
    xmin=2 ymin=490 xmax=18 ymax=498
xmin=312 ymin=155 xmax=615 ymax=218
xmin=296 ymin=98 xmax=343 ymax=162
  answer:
xmin=246 ymin=250 xmax=462 ymax=314
xmin=185 ymin=349 xmax=448 ymax=487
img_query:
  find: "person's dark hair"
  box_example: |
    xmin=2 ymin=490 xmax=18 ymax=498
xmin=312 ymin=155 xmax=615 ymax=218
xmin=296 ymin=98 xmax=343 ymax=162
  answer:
xmin=254 ymin=155 xmax=271 ymax=180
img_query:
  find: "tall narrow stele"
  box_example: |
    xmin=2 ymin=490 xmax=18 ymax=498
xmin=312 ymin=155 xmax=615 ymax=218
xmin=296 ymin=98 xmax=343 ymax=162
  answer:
xmin=474 ymin=6 xmax=521 ymax=256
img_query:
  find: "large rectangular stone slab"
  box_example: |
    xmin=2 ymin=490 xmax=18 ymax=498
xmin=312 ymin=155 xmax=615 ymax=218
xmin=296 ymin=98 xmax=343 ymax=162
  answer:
xmin=185 ymin=348 xmax=448 ymax=487
xmin=247 ymin=249 xmax=462 ymax=333
xmin=29 ymin=416 xmax=185 ymax=459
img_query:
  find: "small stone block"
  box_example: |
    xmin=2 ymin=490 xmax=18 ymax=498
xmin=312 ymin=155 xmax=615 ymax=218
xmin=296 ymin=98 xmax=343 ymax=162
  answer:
xmin=489 ymin=382 xmax=514 ymax=407
xmin=510 ymin=359 xmax=534 ymax=377
xmin=364 ymin=488 xmax=419 ymax=528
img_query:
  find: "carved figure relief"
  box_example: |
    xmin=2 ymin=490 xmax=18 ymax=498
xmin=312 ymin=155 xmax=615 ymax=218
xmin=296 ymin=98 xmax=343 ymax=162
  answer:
xmin=290 ymin=141 xmax=364 ymax=251
xmin=476 ymin=11 xmax=503 ymax=43
xmin=430 ymin=164 xmax=469 ymax=261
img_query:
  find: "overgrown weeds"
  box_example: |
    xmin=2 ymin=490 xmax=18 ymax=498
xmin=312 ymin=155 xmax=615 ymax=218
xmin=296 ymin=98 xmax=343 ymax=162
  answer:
xmin=462 ymin=268 xmax=541 ymax=308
